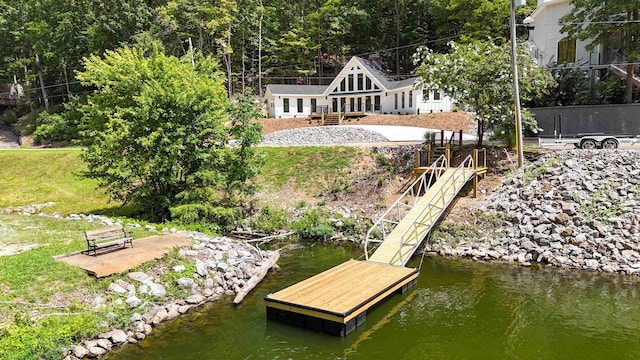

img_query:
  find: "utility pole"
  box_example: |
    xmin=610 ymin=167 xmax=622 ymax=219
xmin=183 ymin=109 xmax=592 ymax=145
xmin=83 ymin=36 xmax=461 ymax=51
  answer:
xmin=510 ymin=0 xmax=526 ymax=168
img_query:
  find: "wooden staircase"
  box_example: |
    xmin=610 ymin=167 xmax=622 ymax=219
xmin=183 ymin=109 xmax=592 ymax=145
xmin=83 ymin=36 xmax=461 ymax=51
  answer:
xmin=323 ymin=114 xmax=340 ymax=126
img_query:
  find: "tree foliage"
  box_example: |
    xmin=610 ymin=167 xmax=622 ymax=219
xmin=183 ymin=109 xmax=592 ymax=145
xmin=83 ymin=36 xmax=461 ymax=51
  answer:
xmin=0 ymin=0 xmax=541 ymax=98
xmin=560 ymin=0 xmax=640 ymax=103
xmin=77 ymin=47 xmax=262 ymax=222
xmin=414 ymin=40 xmax=555 ymax=146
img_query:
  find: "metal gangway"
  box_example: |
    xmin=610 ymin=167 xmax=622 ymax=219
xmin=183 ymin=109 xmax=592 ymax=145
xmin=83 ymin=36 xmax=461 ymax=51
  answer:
xmin=365 ymin=154 xmax=476 ymax=266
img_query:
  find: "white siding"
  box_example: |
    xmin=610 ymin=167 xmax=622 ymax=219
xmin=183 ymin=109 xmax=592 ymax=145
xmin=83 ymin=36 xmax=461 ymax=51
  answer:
xmin=417 ymin=88 xmax=456 ymax=113
xmin=527 ymin=0 xmax=599 ymax=68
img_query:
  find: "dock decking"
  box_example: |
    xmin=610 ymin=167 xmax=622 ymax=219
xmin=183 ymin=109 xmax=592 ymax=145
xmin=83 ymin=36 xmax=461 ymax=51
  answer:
xmin=264 ymin=259 xmax=418 ymax=336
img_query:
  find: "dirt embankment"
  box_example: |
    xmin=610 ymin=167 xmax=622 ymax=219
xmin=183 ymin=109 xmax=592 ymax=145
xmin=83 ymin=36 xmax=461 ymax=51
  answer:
xmin=256 ymin=112 xmax=476 ymax=135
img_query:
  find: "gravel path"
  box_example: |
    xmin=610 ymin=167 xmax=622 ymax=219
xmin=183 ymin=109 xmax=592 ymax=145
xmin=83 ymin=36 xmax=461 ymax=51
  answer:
xmin=261 ymin=126 xmax=390 ymax=145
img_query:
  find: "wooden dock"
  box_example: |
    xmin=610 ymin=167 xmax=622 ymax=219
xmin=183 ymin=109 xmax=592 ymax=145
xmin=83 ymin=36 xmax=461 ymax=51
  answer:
xmin=265 ymin=153 xmax=484 ymax=336
xmin=264 ymin=259 xmax=418 ymax=336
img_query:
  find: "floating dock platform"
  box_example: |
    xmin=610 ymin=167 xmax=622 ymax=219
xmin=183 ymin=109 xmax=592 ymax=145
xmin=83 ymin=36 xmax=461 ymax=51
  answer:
xmin=264 ymin=259 xmax=418 ymax=336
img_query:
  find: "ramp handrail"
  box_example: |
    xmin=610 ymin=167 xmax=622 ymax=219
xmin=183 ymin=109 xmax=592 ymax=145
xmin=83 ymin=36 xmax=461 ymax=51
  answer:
xmin=392 ymin=154 xmax=475 ymax=265
xmin=364 ymin=154 xmax=447 ymax=261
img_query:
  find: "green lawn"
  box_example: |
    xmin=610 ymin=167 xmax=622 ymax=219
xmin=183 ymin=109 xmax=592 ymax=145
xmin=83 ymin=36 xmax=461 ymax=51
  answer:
xmin=0 ymin=147 xmax=364 ymax=215
xmin=0 ymin=150 xmax=127 ymax=216
xmin=258 ymin=146 xmax=363 ymax=191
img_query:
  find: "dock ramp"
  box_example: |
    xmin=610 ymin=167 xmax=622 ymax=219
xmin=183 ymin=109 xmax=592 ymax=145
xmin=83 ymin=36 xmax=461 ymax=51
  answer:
xmin=365 ymin=154 xmax=476 ymax=266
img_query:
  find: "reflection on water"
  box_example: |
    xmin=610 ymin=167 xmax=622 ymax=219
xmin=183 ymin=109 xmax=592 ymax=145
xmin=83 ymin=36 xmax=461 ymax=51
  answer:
xmin=106 ymin=245 xmax=640 ymax=360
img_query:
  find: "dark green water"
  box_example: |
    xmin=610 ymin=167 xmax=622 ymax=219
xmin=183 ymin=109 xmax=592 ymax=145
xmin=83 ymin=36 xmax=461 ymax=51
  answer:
xmin=106 ymin=244 xmax=640 ymax=360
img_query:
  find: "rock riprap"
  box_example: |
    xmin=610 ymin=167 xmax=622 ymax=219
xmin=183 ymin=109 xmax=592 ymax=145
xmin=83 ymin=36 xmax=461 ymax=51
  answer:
xmin=62 ymin=232 xmax=278 ymax=360
xmin=426 ymin=150 xmax=640 ymax=274
xmin=261 ymin=126 xmax=389 ymax=145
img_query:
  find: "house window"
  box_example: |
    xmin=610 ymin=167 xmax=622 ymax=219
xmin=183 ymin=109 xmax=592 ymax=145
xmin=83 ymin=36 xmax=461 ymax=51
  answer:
xmin=433 ymin=90 xmax=441 ymax=101
xmin=558 ymin=38 xmax=577 ymax=64
xmin=340 ymin=97 xmax=346 ymax=111
xmin=409 ymin=91 xmax=413 ymax=108
xmin=297 ymin=98 xmax=303 ymax=113
xmin=422 ymin=88 xmax=430 ymax=101
xmin=394 ymin=93 xmax=398 ymax=109
xmin=374 ymin=84 xmax=380 ymax=90
xmin=332 ymin=98 xmax=338 ymax=112
xmin=348 ymin=74 xmax=354 ymax=91
xmin=366 ymin=77 xmax=372 ymax=90
xmin=357 ymin=97 xmax=362 ymax=112
xmin=350 ymin=98 xmax=355 ymax=112
xmin=283 ymin=98 xmax=290 ymax=112
xmin=311 ymin=98 xmax=317 ymax=113
xmin=401 ymin=92 xmax=405 ymax=108
xmin=365 ymin=96 xmax=372 ymax=111
xmin=357 ymin=74 xmax=363 ymax=90
xmin=340 ymin=79 xmax=346 ymax=92
xmin=374 ymin=96 xmax=381 ymax=111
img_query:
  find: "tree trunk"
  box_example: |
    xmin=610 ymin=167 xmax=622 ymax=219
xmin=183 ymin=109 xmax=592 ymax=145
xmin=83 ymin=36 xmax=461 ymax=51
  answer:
xmin=63 ymin=65 xmax=71 ymax=101
xmin=226 ymin=25 xmax=233 ymax=99
xmin=395 ymin=0 xmax=401 ymax=75
xmin=258 ymin=0 xmax=263 ymax=97
xmin=35 ymin=53 xmax=49 ymax=111
xmin=233 ymin=250 xmax=279 ymax=305
xmin=624 ymin=63 xmax=635 ymax=103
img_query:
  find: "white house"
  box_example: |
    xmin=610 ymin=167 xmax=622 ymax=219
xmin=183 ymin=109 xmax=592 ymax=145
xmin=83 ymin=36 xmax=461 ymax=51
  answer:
xmin=264 ymin=55 xmax=456 ymax=119
xmin=524 ymin=0 xmax=620 ymax=69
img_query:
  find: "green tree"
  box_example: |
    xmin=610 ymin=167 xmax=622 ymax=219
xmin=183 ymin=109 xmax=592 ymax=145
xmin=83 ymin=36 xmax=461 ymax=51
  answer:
xmin=413 ymin=40 xmax=555 ymax=146
xmin=560 ymin=0 xmax=640 ymax=103
xmin=77 ymin=47 xmax=262 ymax=222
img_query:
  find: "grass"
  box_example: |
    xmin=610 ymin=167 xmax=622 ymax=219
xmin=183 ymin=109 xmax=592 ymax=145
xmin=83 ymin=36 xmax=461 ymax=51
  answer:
xmin=257 ymin=146 xmax=362 ymax=191
xmin=0 ymin=150 xmax=136 ymax=216
xmin=0 ymin=147 xmax=363 ymax=215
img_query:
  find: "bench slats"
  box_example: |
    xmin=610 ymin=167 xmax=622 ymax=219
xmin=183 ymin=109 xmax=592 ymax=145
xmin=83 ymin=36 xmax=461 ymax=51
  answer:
xmin=84 ymin=224 xmax=133 ymax=256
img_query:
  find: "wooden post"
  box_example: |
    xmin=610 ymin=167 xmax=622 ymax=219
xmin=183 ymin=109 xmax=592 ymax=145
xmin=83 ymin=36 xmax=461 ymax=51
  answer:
xmin=473 ymin=148 xmax=478 ymax=198
xmin=445 ymin=143 xmax=450 ymax=168
xmin=440 ymin=130 xmax=444 ymax=147
xmin=414 ymin=149 xmax=420 ymax=169
xmin=473 ymin=149 xmax=478 ymax=170
xmin=458 ymin=130 xmax=463 ymax=151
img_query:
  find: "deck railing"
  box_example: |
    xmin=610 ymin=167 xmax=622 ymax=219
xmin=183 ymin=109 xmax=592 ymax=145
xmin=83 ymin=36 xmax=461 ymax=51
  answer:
xmin=392 ymin=155 xmax=475 ymax=265
xmin=364 ymin=154 xmax=447 ymax=261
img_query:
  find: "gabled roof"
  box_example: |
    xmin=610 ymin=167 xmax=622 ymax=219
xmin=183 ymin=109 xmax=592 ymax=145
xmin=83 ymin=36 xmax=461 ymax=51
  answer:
xmin=265 ymin=84 xmax=327 ymax=96
xmin=355 ymin=56 xmax=416 ymax=90
xmin=265 ymin=56 xmax=417 ymax=97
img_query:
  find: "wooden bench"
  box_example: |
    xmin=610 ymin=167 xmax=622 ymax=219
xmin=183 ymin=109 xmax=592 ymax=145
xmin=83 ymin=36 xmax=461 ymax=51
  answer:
xmin=84 ymin=224 xmax=133 ymax=256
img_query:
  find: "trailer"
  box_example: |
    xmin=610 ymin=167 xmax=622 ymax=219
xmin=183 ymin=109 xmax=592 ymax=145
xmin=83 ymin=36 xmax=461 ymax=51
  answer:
xmin=538 ymin=133 xmax=638 ymax=149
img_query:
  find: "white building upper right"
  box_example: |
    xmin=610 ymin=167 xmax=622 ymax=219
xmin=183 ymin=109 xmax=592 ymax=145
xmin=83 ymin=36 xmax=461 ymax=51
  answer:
xmin=524 ymin=0 xmax=602 ymax=68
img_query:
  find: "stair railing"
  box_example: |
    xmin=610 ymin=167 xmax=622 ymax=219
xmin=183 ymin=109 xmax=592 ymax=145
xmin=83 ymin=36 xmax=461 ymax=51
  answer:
xmin=392 ymin=154 xmax=475 ymax=265
xmin=364 ymin=154 xmax=447 ymax=261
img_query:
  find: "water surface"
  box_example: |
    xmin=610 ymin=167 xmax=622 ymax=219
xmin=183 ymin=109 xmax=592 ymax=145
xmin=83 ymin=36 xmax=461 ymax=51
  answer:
xmin=106 ymin=244 xmax=640 ymax=359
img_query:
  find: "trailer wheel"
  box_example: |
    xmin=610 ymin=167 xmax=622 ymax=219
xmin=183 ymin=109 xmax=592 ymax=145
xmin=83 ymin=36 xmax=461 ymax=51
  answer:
xmin=602 ymin=138 xmax=618 ymax=149
xmin=580 ymin=139 xmax=597 ymax=149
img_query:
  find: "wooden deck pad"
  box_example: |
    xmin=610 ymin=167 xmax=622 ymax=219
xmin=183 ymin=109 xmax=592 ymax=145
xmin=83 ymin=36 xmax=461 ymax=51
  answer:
xmin=265 ymin=259 xmax=418 ymax=324
xmin=56 ymin=234 xmax=191 ymax=277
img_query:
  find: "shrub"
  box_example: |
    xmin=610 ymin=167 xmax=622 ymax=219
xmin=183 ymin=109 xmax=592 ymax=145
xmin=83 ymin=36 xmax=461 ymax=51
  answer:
xmin=292 ymin=208 xmax=335 ymax=240
xmin=0 ymin=110 xmax=18 ymax=125
xmin=248 ymin=206 xmax=290 ymax=233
